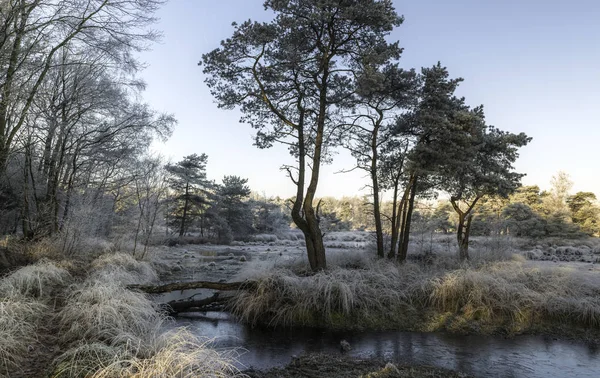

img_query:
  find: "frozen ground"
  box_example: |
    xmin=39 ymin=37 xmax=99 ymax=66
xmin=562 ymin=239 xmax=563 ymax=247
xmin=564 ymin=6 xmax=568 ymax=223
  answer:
xmin=150 ymin=231 xmax=600 ymax=285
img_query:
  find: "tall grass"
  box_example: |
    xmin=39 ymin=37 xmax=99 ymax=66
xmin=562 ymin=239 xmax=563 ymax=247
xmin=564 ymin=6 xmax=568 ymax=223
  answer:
xmin=0 ymin=259 xmax=71 ymax=299
xmin=0 ymin=294 xmax=47 ymax=377
xmin=0 ymin=260 xmax=70 ymax=376
xmin=231 ymin=260 xmax=430 ymax=328
xmin=56 ymin=279 xmax=165 ymax=349
xmin=93 ymin=329 xmax=245 ymax=378
xmin=89 ymin=252 xmax=157 ymax=285
xmin=231 ymin=251 xmax=600 ymax=333
xmin=51 ymin=329 xmax=245 ymax=378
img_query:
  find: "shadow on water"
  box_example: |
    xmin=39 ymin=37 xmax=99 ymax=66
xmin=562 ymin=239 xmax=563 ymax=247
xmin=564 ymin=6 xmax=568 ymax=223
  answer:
xmin=171 ymin=311 xmax=600 ymax=378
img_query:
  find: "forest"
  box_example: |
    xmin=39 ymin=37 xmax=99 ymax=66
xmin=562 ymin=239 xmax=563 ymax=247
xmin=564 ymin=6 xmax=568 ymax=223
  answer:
xmin=0 ymin=1 xmax=599 ymax=377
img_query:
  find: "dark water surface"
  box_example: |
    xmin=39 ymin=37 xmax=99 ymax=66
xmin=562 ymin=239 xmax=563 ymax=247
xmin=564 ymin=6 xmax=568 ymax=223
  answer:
xmin=170 ymin=311 xmax=600 ymax=378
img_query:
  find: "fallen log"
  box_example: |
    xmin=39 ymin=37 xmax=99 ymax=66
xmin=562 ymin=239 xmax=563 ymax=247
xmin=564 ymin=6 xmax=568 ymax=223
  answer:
xmin=128 ymin=280 xmax=256 ymax=294
xmin=161 ymin=292 xmax=235 ymax=314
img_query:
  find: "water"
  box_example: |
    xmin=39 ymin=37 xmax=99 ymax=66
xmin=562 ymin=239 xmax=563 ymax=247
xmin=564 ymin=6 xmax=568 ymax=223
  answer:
xmin=172 ymin=311 xmax=600 ymax=378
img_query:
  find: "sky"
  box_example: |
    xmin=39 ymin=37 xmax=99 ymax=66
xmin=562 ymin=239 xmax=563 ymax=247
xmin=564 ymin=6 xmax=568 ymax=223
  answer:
xmin=139 ymin=0 xmax=600 ymax=199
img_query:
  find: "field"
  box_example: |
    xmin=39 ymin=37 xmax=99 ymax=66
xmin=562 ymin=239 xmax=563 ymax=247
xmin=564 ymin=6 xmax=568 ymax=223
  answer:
xmin=1 ymin=231 xmax=600 ymax=377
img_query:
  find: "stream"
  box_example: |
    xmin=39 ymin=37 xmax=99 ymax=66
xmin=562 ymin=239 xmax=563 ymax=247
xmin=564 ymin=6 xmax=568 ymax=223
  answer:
xmin=166 ymin=310 xmax=600 ymax=378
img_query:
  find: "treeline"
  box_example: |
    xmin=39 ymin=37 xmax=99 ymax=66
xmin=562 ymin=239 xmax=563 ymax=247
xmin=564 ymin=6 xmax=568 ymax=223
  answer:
xmin=314 ymin=172 xmax=600 ymax=239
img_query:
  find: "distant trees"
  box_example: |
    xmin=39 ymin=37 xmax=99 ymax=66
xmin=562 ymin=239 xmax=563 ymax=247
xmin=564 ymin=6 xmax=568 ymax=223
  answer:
xmin=567 ymin=192 xmax=599 ymax=236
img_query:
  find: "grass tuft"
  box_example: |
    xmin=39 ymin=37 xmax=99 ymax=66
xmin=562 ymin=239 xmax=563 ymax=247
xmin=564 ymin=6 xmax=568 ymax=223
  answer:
xmin=93 ymin=329 xmax=245 ymax=378
xmin=56 ymin=279 xmax=165 ymax=349
xmin=0 ymin=259 xmax=71 ymax=299
xmin=89 ymin=253 xmax=158 ymax=285
xmin=50 ymin=329 xmax=245 ymax=378
xmin=0 ymin=294 xmax=47 ymax=377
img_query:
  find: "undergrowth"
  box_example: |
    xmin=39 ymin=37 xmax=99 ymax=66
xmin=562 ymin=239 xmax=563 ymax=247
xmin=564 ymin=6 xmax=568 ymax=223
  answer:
xmin=49 ymin=252 xmax=244 ymax=377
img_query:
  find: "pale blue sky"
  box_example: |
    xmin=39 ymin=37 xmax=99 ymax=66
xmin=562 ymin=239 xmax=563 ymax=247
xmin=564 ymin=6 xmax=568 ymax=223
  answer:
xmin=140 ymin=0 xmax=600 ymax=198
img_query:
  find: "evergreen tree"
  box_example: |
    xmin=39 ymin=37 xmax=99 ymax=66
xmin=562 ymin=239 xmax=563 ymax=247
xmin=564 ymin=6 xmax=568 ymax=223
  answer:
xmin=165 ymin=154 xmax=210 ymax=237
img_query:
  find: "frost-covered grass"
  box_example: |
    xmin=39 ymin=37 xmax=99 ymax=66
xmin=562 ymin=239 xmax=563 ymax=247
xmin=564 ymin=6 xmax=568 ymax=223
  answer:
xmin=51 ymin=329 xmax=245 ymax=378
xmin=0 ymin=258 xmax=71 ymax=299
xmin=89 ymin=252 xmax=158 ymax=285
xmin=231 ymin=247 xmax=600 ymax=334
xmin=56 ymin=279 xmax=165 ymax=349
xmin=0 ymin=294 xmax=47 ymax=377
xmin=0 ymin=260 xmax=72 ymax=376
xmin=49 ymin=251 xmax=244 ymax=377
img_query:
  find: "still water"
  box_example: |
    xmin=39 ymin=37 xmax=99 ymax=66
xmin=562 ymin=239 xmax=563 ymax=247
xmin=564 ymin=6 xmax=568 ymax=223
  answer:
xmin=171 ymin=311 xmax=600 ymax=378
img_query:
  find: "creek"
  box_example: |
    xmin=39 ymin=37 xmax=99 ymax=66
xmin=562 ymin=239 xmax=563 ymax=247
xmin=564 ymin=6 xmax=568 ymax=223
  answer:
xmin=165 ymin=310 xmax=600 ymax=378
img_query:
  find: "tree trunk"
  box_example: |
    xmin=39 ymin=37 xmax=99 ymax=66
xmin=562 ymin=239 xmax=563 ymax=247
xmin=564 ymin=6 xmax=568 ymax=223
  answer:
xmin=398 ymin=176 xmax=417 ymax=262
xmin=370 ymin=122 xmax=384 ymax=258
xmin=451 ymin=195 xmax=482 ymax=262
xmin=288 ymin=110 xmax=326 ymax=271
xmin=388 ymin=176 xmax=400 ymax=259
xmin=128 ymin=280 xmax=254 ymax=294
xmin=179 ymin=182 xmax=189 ymax=237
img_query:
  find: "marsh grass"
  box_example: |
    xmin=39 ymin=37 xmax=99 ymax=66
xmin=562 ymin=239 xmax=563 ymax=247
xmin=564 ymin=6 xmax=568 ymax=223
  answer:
xmin=51 ymin=329 xmax=245 ymax=378
xmin=93 ymin=329 xmax=245 ymax=378
xmin=0 ymin=260 xmax=72 ymax=376
xmin=89 ymin=252 xmax=158 ymax=285
xmin=56 ymin=279 xmax=165 ymax=349
xmin=0 ymin=295 xmax=47 ymax=377
xmin=231 ymin=259 xmax=431 ymax=328
xmin=231 ymin=248 xmax=600 ymax=334
xmin=0 ymin=259 xmax=71 ymax=299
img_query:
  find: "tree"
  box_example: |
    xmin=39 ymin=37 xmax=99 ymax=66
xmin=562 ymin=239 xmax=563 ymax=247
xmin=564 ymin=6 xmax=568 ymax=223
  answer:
xmin=0 ymin=0 xmax=166 ymax=173
xmin=201 ymin=0 xmax=403 ymax=271
xmin=391 ymin=63 xmax=468 ymax=262
xmin=502 ymin=202 xmax=546 ymax=237
xmin=344 ymin=63 xmax=418 ymax=258
xmin=132 ymin=155 xmax=168 ymax=258
xmin=510 ymin=185 xmax=543 ymax=210
xmin=444 ymin=120 xmax=530 ymax=260
xmin=567 ymin=192 xmax=599 ymax=236
xmin=217 ymin=176 xmax=253 ymax=239
xmin=543 ymin=171 xmax=573 ymax=218
xmin=251 ymin=195 xmax=291 ymax=234
xmin=165 ymin=154 xmax=210 ymax=237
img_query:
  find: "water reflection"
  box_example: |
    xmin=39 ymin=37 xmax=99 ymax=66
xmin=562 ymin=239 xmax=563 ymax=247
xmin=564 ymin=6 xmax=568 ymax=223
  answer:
xmin=173 ymin=312 xmax=599 ymax=378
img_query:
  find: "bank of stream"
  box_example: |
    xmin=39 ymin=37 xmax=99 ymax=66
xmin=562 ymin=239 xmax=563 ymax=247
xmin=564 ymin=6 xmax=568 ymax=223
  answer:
xmin=151 ymin=245 xmax=600 ymax=377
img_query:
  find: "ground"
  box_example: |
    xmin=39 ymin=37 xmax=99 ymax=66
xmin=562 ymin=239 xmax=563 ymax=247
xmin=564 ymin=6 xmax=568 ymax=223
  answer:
xmin=244 ymin=354 xmax=472 ymax=378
